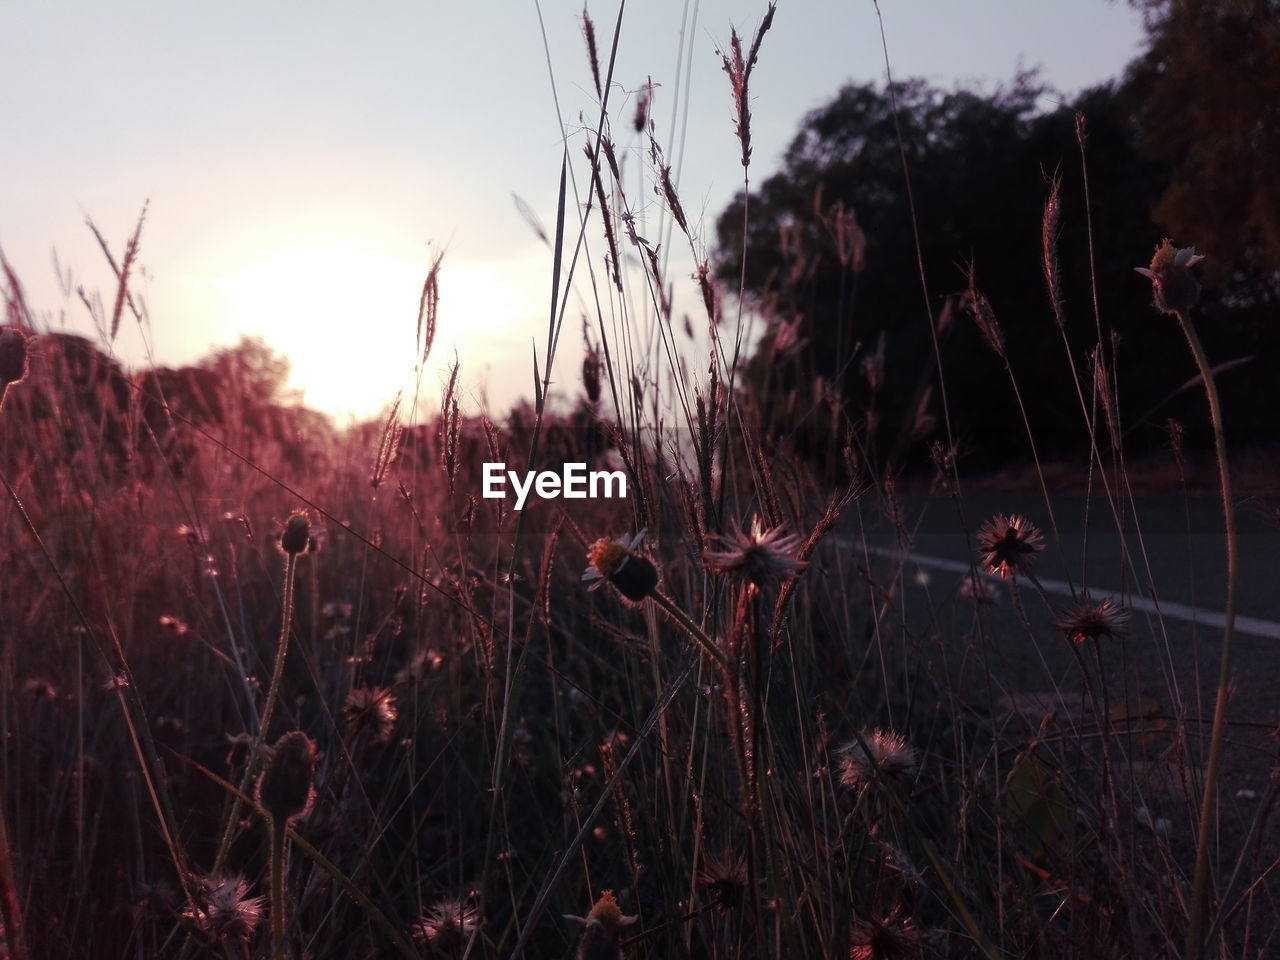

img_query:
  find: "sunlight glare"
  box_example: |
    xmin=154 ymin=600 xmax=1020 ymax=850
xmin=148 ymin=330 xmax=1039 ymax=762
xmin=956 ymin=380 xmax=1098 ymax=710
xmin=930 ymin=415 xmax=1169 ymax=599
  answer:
xmin=217 ymin=241 xmax=429 ymax=421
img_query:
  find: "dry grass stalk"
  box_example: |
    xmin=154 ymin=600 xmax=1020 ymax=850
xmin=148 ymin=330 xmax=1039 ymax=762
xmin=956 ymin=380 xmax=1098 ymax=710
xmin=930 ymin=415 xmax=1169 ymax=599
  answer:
xmin=370 ymin=391 xmax=403 ymax=490
xmin=440 ymin=358 xmax=461 ymax=495
xmin=85 ymin=203 xmax=148 ymax=342
xmin=719 ymin=3 xmax=778 ymax=169
xmin=587 ymin=140 xmax=623 ymax=292
xmin=581 ymin=6 xmax=602 ymax=99
xmin=961 ymin=264 xmax=1006 ymax=359
xmin=815 ymin=186 xmax=866 ymax=273
xmin=417 ymin=247 xmax=444 ymax=365
xmin=1043 ymin=171 xmax=1065 ymax=328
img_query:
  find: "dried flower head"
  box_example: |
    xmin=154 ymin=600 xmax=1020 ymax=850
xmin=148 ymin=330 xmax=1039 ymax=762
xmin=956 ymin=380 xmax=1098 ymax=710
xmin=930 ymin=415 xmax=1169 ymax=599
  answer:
xmin=1135 ymin=239 xmax=1206 ymax=315
xmin=343 ymin=685 xmax=398 ymax=744
xmin=697 ymin=846 xmax=749 ymax=913
xmin=280 ymin=510 xmax=311 ymax=555
xmin=583 ymin=530 xmax=659 ymax=604
xmin=566 ymin=890 xmax=638 ymax=960
xmin=703 ymin=517 xmax=807 ymax=587
xmin=410 ymin=898 xmax=480 ymax=954
xmin=0 ymin=326 xmax=28 ymax=387
xmin=848 ymin=906 xmax=921 ymax=960
xmin=976 ymin=513 xmax=1045 ymax=579
xmin=838 ymin=729 xmax=918 ymax=792
xmin=183 ymin=874 xmax=263 ymax=943
xmin=1053 ymin=594 xmax=1130 ymax=644
xmin=256 ymin=731 xmax=317 ymax=827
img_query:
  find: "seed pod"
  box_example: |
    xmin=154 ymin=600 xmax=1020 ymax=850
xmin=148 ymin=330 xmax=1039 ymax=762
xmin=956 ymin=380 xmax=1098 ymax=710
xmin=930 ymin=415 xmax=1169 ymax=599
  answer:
xmin=280 ymin=510 xmax=311 ymax=555
xmin=256 ymin=731 xmax=317 ymax=827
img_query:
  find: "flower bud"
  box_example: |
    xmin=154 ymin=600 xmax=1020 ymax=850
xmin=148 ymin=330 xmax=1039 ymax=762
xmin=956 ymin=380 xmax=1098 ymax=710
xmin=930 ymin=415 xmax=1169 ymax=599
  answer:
xmin=1135 ymin=240 xmax=1205 ymax=316
xmin=256 ymin=731 xmax=317 ymax=827
xmin=280 ymin=510 xmax=311 ymax=555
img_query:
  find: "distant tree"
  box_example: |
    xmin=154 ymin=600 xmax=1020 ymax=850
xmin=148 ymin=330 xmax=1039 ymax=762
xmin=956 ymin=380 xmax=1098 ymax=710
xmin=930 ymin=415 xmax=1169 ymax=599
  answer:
xmin=1122 ymin=0 xmax=1280 ymax=291
xmin=714 ymin=75 xmax=1179 ymax=472
xmin=202 ymin=335 xmax=296 ymax=408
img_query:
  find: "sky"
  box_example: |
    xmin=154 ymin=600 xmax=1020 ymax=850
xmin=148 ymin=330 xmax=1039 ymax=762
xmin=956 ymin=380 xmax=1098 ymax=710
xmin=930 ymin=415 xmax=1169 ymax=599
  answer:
xmin=0 ymin=1 xmax=1149 ymax=424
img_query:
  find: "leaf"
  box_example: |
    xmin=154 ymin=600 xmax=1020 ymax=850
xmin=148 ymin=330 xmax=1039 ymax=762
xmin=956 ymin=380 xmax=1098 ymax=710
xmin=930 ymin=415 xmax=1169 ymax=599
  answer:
xmin=1005 ymin=748 xmax=1072 ymax=860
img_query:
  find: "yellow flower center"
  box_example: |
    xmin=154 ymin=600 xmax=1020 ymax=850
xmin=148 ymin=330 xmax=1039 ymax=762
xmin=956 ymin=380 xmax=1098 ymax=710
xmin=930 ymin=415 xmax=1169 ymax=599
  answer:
xmin=588 ymin=890 xmax=622 ymax=925
xmin=587 ymin=538 xmax=628 ymax=578
xmin=1149 ymin=238 xmax=1177 ymax=272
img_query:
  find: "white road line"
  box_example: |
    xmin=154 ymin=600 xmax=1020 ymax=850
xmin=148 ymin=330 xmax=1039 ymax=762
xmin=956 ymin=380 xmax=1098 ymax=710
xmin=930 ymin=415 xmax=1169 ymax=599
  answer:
xmin=861 ymin=545 xmax=1280 ymax=641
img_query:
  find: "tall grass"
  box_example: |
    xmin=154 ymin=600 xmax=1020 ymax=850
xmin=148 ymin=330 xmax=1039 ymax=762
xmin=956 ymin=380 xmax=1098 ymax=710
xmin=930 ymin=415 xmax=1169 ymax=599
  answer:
xmin=0 ymin=7 xmax=1275 ymax=959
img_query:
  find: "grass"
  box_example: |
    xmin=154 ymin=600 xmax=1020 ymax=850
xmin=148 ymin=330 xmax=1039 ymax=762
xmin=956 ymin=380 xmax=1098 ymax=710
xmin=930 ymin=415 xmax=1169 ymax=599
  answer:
xmin=1 ymin=6 xmax=1277 ymax=959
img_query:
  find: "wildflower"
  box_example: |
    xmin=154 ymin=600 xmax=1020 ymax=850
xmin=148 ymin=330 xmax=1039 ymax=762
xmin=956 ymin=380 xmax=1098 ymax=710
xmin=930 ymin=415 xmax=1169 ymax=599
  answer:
xmin=848 ymin=906 xmax=920 ymax=960
xmin=1135 ymin=239 xmax=1205 ymax=315
xmin=280 ymin=509 xmax=311 ymax=555
xmin=565 ymin=890 xmax=638 ymax=960
xmin=256 ymin=731 xmax=317 ymax=828
xmin=343 ymin=686 xmax=398 ymax=744
xmin=410 ymin=898 xmax=480 ymax=954
xmin=976 ymin=514 xmax=1044 ymax=579
xmin=1053 ymin=594 xmax=1130 ymax=644
xmin=583 ymin=529 xmax=658 ymax=604
xmin=703 ymin=517 xmax=807 ymax=587
xmin=838 ymin=729 xmax=917 ymax=792
xmin=183 ymin=874 xmax=263 ymax=943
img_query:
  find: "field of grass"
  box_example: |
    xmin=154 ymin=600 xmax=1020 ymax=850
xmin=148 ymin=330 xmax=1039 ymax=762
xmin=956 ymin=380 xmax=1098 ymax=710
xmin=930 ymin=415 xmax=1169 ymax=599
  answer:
xmin=1 ymin=7 xmax=1277 ymax=960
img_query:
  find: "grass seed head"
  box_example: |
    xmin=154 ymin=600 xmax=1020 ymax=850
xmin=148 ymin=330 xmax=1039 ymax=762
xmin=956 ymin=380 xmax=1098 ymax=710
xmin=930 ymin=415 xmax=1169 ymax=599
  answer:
xmin=582 ymin=342 xmax=603 ymax=404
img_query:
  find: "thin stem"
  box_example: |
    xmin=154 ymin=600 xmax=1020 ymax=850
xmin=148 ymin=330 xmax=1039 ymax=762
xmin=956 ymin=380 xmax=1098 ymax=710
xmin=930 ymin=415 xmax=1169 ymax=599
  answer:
xmin=259 ymin=553 xmax=299 ymax=746
xmin=648 ymin=589 xmax=727 ymax=668
xmin=1178 ymin=306 xmax=1238 ymax=960
xmin=214 ymin=552 xmax=299 ymax=873
xmin=269 ymin=820 xmax=287 ymax=959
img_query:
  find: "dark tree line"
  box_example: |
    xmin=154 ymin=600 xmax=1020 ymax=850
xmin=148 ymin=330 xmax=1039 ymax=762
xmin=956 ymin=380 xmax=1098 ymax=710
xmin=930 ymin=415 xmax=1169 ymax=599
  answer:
xmin=714 ymin=1 xmax=1279 ymax=474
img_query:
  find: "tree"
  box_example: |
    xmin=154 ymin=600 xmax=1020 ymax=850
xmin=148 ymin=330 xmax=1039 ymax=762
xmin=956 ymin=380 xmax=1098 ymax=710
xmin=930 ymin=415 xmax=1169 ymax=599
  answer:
xmin=715 ymin=76 xmax=1179 ymax=472
xmin=1123 ymin=0 xmax=1280 ymax=289
xmin=202 ymin=335 xmax=296 ymax=407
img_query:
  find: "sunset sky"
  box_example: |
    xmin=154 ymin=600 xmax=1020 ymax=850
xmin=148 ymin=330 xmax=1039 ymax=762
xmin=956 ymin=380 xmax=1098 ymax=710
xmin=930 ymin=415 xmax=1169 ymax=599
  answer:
xmin=1 ymin=2 xmax=1148 ymax=423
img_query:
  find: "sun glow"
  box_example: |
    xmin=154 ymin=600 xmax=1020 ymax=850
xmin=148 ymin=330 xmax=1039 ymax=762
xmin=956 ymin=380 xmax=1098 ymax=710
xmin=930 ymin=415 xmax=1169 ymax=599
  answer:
xmin=216 ymin=241 xmax=437 ymax=421
xmin=213 ymin=239 xmax=550 ymax=422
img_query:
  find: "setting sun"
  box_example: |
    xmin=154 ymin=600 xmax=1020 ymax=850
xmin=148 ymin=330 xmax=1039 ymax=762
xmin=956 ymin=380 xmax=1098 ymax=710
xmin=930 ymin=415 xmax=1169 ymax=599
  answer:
xmin=209 ymin=239 xmax=549 ymax=421
xmin=214 ymin=241 xmax=425 ymax=420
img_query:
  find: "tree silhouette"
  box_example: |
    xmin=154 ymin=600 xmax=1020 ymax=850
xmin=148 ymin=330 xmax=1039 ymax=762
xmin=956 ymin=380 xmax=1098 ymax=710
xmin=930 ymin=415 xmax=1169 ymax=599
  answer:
xmin=714 ymin=56 xmax=1279 ymax=473
xmin=1124 ymin=0 xmax=1280 ymax=290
